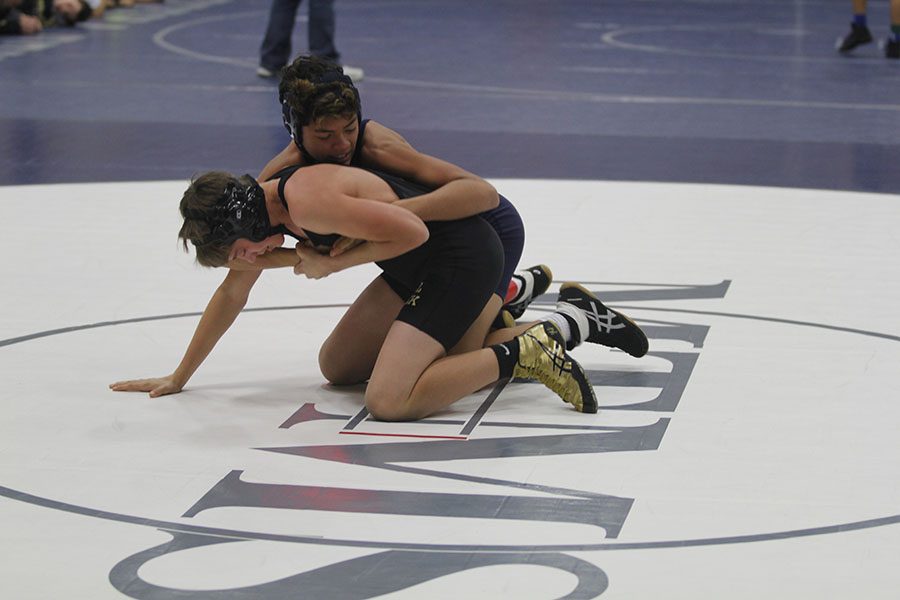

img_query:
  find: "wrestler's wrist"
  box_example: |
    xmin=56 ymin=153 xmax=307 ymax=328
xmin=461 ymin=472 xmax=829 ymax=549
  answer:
xmin=170 ymin=372 xmax=189 ymax=388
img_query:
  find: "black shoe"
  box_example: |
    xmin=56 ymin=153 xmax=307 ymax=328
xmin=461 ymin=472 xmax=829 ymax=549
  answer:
xmin=837 ymin=23 xmax=873 ymax=53
xmin=556 ymin=283 xmax=649 ymax=358
xmin=885 ymin=38 xmax=900 ymax=59
xmin=506 ymin=264 xmax=552 ymax=319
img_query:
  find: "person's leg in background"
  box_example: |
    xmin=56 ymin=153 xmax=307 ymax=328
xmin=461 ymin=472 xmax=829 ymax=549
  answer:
xmin=887 ymin=0 xmax=900 ymax=58
xmin=837 ymin=0 xmax=873 ymax=53
xmin=259 ymin=0 xmax=302 ymax=77
xmin=309 ymin=0 xmax=364 ymax=81
xmin=308 ymin=0 xmax=338 ymax=62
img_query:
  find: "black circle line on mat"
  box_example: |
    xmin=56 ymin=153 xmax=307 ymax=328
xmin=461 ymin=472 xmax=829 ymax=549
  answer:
xmin=1 ymin=303 xmax=897 ymax=551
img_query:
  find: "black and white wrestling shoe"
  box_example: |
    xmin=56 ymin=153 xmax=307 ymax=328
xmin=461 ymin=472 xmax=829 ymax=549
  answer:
xmin=505 ymin=264 xmax=553 ymax=320
xmin=555 ymin=282 xmax=649 ymax=358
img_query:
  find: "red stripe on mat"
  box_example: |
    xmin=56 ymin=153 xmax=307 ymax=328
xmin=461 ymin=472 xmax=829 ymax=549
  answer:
xmin=339 ymin=431 xmax=467 ymax=440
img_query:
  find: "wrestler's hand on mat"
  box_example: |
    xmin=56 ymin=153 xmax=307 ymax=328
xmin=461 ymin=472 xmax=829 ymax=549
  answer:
xmin=294 ymin=241 xmax=334 ymax=279
xmin=109 ymin=376 xmax=184 ymax=398
xmin=329 ymin=236 xmax=364 ymax=257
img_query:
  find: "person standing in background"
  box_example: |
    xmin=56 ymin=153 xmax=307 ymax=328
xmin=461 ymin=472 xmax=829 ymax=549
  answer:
xmin=837 ymin=0 xmax=900 ymax=58
xmin=257 ymin=0 xmax=364 ymax=81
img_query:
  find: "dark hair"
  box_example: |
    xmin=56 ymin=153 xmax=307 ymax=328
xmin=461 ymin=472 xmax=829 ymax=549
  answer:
xmin=178 ymin=171 xmax=237 ymax=268
xmin=278 ymin=55 xmax=361 ymax=129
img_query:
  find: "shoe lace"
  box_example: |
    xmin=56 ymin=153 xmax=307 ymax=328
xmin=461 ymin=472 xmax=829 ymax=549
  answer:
xmin=519 ymin=334 xmax=575 ymax=399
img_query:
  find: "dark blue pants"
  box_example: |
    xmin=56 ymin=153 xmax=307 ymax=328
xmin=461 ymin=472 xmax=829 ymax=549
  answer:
xmin=259 ymin=0 xmax=339 ymax=71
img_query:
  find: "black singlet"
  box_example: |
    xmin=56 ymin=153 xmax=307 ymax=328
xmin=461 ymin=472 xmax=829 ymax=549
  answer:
xmin=271 ymin=164 xmax=503 ymax=350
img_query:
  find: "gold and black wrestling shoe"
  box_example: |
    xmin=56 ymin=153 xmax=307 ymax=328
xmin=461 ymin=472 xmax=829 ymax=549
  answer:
xmin=512 ymin=321 xmax=598 ymax=414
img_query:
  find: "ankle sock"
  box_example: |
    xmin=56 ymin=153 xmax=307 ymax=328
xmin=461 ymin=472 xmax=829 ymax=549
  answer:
xmin=545 ymin=311 xmax=584 ymax=351
xmin=491 ymin=337 xmax=520 ymax=378
xmin=853 ymin=14 xmax=867 ymax=27
xmin=891 ymin=25 xmax=900 ymax=41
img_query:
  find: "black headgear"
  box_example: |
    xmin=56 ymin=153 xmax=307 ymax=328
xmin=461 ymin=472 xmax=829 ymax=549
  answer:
xmin=279 ymin=69 xmax=362 ymax=161
xmin=190 ymin=175 xmax=272 ymax=248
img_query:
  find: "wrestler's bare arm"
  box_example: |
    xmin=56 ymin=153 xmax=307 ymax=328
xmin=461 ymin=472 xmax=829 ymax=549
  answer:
xmin=224 ymin=247 xmax=300 ymax=271
xmin=286 ymin=166 xmax=429 ymax=279
xmin=257 ymin=141 xmax=305 ymax=182
xmin=110 ymin=268 xmax=263 ymax=397
xmin=359 ymin=121 xmax=499 ymax=221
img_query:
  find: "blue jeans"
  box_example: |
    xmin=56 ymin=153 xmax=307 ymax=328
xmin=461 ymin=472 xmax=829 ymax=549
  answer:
xmin=259 ymin=0 xmax=339 ymax=71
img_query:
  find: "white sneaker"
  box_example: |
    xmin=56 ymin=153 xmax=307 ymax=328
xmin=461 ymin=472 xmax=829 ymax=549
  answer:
xmin=341 ymin=65 xmax=364 ymax=82
xmin=256 ymin=66 xmax=276 ymax=79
